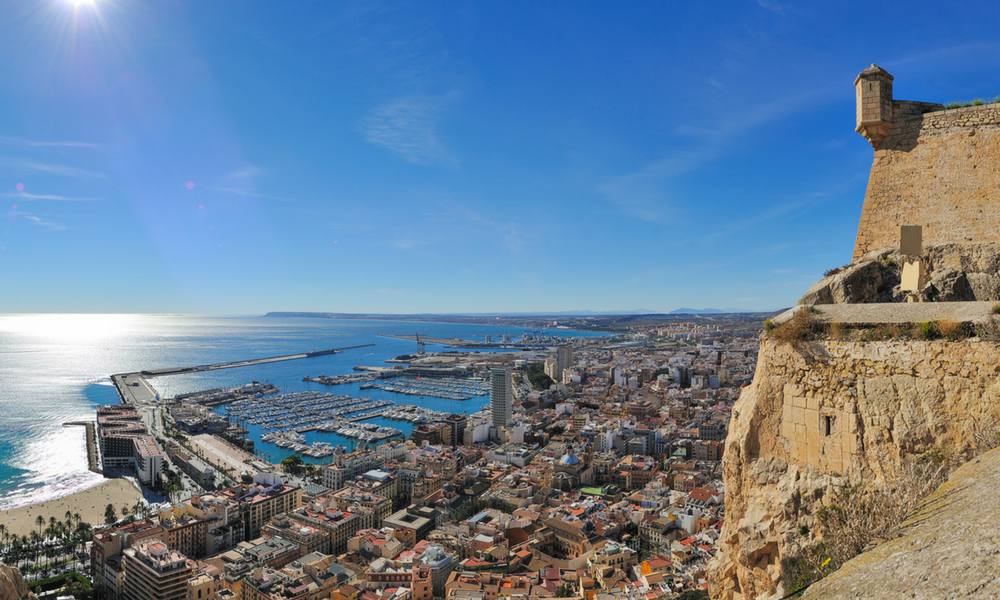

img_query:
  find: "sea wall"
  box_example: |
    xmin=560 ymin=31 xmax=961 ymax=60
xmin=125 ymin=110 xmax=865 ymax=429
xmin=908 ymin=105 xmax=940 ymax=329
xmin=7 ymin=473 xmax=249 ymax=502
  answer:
xmin=853 ymin=103 xmax=1000 ymax=261
xmin=708 ymin=336 xmax=1000 ymax=599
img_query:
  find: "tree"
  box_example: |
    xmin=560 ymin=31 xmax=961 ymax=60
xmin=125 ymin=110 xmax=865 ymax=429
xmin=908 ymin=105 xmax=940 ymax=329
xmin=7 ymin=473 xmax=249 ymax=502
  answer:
xmin=28 ymin=530 xmax=41 ymax=568
xmin=280 ymin=454 xmax=305 ymax=475
xmin=526 ymin=364 xmax=554 ymax=390
xmin=555 ymin=583 xmax=573 ymax=597
xmin=35 ymin=515 xmax=44 ymax=537
xmin=546 ymin=423 xmax=566 ymax=436
xmin=104 ymin=504 xmax=117 ymax=525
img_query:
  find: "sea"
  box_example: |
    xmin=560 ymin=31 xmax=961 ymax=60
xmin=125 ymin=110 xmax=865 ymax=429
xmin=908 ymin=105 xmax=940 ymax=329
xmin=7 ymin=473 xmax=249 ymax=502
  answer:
xmin=0 ymin=314 xmax=606 ymax=510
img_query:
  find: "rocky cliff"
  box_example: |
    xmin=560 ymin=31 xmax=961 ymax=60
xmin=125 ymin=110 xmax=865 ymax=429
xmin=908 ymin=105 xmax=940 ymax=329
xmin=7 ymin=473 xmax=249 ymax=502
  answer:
xmin=0 ymin=564 xmax=36 ymax=600
xmin=708 ymin=335 xmax=1000 ymax=599
xmin=800 ymin=243 xmax=1000 ymax=305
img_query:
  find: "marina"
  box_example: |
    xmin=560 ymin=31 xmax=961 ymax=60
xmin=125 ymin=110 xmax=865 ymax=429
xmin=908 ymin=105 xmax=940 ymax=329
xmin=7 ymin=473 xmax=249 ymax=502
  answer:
xmin=174 ymin=381 xmax=280 ymax=406
xmin=222 ymin=390 xmax=403 ymax=454
xmin=360 ymin=376 xmax=489 ymax=401
xmin=303 ymin=371 xmax=401 ymax=386
xmin=381 ymin=404 xmax=454 ymax=424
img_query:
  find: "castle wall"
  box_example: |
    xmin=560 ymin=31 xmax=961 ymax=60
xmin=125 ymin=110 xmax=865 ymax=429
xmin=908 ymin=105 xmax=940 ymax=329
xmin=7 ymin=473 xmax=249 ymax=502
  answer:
xmin=853 ymin=103 xmax=1000 ymax=261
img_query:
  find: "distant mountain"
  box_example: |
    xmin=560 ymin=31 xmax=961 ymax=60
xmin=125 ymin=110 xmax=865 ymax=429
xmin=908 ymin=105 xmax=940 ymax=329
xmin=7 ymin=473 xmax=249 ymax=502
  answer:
xmin=667 ymin=307 xmax=762 ymax=315
xmin=266 ymin=310 xmax=659 ymax=318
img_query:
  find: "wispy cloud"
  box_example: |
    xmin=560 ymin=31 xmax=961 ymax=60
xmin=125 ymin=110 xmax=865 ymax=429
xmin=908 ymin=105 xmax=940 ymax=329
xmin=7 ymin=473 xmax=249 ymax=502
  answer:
xmin=209 ymin=186 xmax=289 ymax=202
xmin=0 ymin=134 xmax=100 ymax=150
xmin=0 ymin=158 xmax=106 ymax=179
xmin=359 ymin=94 xmax=458 ymax=167
xmin=225 ymin=166 xmax=267 ymax=180
xmin=21 ymin=215 xmax=66 ymax=231
xmin=884 ymin=42 xmax=1000 ymax=71
xmin=599 ymin=87 xmax=834 ymax=223
xmin=0 ymin=192 xmax=95 ymax=202
xmin=757 ymin=0 xmax=783 ymax=13
xmin=393 ymin=238 xmax=428 ymax=250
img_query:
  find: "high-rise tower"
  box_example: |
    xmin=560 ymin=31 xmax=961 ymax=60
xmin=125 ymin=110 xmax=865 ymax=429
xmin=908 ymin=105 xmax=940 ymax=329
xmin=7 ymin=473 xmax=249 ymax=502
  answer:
xmin=490 ymin=367 xmax=512 ymax=428
xmin=555 ymin=345 xmax=572 ymax=382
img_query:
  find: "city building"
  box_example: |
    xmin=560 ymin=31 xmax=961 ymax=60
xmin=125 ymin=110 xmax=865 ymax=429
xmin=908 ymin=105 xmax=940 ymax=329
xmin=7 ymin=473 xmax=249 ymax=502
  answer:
xmin=490 ymin=368 xmax=512 ymax=429
xmin=122 ymin=541 xmax=194 ymax=600
xmin=556 ymin=345 xmax=573 ymax=382
xmin=218 ymin=476 xmax=303 ymax=540
xmin=97 ymin=405 xmax=165 ymax=486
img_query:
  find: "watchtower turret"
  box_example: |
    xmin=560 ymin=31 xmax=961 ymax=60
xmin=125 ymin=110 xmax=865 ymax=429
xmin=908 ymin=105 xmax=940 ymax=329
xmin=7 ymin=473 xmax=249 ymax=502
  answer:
xmin=854 ymin=64 xmax=894 ymax=149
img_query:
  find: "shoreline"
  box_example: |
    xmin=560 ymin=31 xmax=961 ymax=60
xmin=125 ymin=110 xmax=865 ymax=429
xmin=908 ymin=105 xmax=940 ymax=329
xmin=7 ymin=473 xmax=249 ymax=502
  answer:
xmin=63 ymin=421 xmax=101 ymax=474
xmin=0 ymin=479 xmax=143 ymax=538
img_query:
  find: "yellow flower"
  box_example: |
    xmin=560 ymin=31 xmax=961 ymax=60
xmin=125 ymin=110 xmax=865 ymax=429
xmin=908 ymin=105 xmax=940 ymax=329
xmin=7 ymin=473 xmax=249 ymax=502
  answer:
xmin=821 ymin=558 xmax=831 ymax=568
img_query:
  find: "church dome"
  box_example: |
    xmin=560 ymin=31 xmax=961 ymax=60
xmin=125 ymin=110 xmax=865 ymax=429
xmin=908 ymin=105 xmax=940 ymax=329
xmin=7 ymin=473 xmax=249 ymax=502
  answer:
xmin=560 ymin=453 xmax=581 ymax=465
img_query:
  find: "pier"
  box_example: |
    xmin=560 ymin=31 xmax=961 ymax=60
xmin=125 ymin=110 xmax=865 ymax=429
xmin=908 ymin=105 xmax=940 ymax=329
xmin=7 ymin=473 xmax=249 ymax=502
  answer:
xmin=138 ymin=343 xmax=375 ymax=377
xmin=304 ymin=370 xmax=401 ymax=387
xmin=110 ymin=343 xmax=375 ymax=405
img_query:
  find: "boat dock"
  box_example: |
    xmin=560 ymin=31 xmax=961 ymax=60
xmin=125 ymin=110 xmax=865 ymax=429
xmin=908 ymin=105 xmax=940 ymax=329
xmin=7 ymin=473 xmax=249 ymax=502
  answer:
xmin=224 ymin=391 xmax=402 ymax=450
xmin=381 ymin=404 xmax=452 ymax=424
xmin=304 ymin=370 xmax=402 ymax=387
xmin=361 ymin=376 xmax=488 ymax=401
xmin=175 ymin=382 xmax=280 ymax=406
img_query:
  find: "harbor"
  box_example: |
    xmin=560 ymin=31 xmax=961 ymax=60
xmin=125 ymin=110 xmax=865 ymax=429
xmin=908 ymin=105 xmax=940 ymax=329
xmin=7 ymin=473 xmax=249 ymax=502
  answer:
xmin=360 ymin=375 xmax=488 ymax=400
xmin=303 ymin=370 xmax=401 ymax=387
xmin=175 ymin=381 xmax=280 ymax=406
xmin=221 ymin=391 xmax=403 ymax=456
xmin=381 ymin=404 xmax=453 ymax=424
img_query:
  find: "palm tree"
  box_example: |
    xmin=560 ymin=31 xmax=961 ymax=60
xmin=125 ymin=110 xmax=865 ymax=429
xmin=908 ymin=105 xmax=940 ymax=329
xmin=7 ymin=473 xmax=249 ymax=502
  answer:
xmin=35 ymin=515 xmax=44 ymax=537
xmin=0 ymin=523 xmax=7 ymax=555
xmin=74 ymin=522 xmax=92 ymax=560
xmin=28 ymin=530 xmax=41 ymax=569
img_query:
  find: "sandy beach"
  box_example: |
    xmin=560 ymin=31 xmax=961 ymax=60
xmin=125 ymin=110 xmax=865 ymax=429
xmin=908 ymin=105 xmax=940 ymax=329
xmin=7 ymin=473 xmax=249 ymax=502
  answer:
xmin=0 ymin=479 xmax=143 ymax=537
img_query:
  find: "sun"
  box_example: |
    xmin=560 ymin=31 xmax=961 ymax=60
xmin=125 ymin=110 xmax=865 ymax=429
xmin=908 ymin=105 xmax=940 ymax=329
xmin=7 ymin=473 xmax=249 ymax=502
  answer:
xmin=66 ymin=0 xmax=96 ymax=6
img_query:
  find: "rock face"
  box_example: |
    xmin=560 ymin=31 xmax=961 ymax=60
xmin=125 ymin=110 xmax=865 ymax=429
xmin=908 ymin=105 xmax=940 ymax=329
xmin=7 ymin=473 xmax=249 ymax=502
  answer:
xmin=801 ymin=444 xmax=1000 ymax=599
xmin=0 ymin=564 xmax=36 ymax=600
xmin=799 ymin=243 xmax=1000 ymax=305
xmin=708 ymin=337 xmax=1000 ymax=599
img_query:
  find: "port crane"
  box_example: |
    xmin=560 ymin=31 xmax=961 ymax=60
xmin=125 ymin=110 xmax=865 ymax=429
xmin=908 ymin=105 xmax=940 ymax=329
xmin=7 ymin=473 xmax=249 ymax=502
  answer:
xmin=415 ymin=332 xmax=427 ymax=354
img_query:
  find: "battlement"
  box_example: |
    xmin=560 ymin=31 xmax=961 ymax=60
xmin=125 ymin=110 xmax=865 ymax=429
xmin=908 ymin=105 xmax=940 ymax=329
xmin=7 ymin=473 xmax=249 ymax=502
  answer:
xmin=852 ymin=66 xmax=1000 ymax=261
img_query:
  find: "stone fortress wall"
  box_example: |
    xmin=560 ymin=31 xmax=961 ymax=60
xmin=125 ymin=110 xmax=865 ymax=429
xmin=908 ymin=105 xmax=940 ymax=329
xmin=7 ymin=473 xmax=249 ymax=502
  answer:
xmin=853 ymin=65 xmax=1000 ymax=261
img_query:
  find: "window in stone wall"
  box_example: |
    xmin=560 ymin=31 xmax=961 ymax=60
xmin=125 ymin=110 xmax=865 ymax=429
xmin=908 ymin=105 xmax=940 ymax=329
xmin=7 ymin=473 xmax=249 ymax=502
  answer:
xmin=822 ymin=415 xmax=836 ymax=436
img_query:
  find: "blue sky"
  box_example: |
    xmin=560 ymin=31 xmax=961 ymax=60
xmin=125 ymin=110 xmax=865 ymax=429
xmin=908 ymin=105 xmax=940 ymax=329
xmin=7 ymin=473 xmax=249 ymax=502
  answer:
xmin=3 ymin=1 xmax=1000 ymax=314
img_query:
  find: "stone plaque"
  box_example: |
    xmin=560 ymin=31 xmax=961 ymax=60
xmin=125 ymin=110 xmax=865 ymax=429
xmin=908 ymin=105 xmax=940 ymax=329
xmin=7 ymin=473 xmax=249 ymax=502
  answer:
xmin=900 ymin=225 xmax=922 ymax=256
